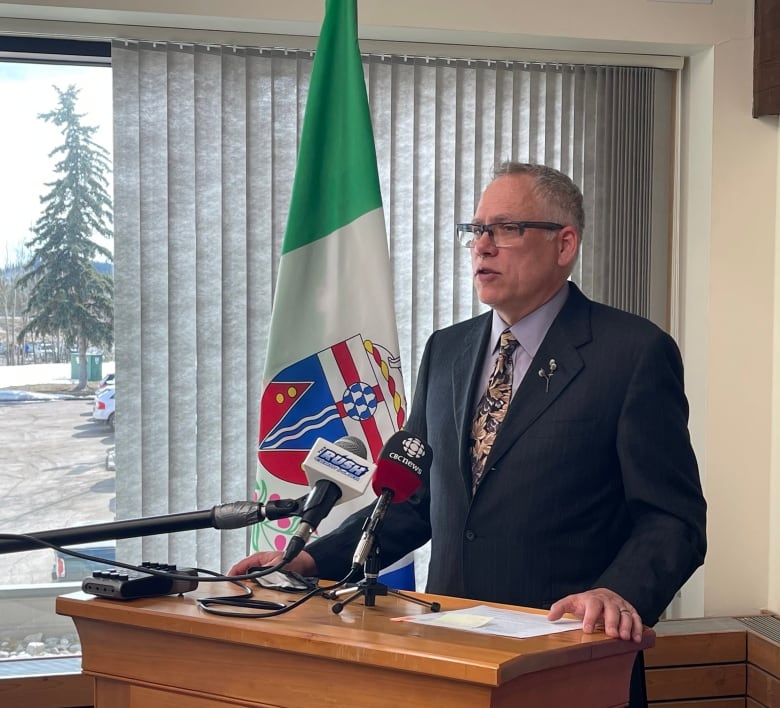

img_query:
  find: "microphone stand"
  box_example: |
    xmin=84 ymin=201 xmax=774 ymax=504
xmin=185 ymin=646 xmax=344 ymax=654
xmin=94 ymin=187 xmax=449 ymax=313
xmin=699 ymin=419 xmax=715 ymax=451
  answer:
xmin=0 ymin=499 xmax=304 ymax=555
xmin=328 ymin=537 xmax=440 ymax=614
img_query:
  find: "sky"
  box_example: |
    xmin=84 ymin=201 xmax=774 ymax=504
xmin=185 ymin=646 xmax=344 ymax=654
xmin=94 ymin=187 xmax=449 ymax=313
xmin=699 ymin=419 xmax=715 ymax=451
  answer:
xmin=0 ymin=61 xmax=113 ymax=265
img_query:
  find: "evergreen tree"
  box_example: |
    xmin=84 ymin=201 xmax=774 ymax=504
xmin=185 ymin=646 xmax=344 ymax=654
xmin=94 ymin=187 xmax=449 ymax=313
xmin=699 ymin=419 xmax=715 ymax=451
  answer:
xmin=17 ymin=85 xmax=113 ymax=390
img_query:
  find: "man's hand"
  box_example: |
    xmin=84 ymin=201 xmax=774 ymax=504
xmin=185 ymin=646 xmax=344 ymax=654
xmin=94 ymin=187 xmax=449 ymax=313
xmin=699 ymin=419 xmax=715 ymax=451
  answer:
xmin=228 ymin=550 xmax=317 ymax=578
xmin=547 ymin=587 xmax=643 ymax=643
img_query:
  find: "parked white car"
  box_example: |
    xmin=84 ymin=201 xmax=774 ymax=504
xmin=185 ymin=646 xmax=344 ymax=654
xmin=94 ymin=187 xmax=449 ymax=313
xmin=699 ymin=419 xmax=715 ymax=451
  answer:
xmin=92 ymin=387 xmax=115 ymax=430
xmin=97 ymin=372 xmax=115 ymax=391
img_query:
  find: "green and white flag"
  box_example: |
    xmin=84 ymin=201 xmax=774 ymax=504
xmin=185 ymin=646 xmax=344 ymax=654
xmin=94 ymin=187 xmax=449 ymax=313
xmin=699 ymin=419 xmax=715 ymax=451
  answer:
xmin=252 ymin=0 xmax=413 ymax=588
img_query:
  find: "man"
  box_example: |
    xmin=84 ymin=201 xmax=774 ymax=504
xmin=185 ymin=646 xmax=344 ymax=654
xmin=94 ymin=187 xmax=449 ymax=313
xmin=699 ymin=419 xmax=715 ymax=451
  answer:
xmin=232 ymin=162 xmax=707 ymax=705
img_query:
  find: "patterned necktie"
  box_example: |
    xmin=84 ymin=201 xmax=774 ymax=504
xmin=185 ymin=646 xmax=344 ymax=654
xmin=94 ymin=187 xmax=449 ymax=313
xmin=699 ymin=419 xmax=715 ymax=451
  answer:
xmin=470 ymin=329 xmax=520 ymax=492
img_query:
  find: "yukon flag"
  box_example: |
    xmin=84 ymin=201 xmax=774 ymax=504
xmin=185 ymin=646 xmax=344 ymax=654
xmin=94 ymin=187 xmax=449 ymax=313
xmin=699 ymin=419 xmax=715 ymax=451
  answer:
xmin=251 ymin=0 xmax=414 ymax=589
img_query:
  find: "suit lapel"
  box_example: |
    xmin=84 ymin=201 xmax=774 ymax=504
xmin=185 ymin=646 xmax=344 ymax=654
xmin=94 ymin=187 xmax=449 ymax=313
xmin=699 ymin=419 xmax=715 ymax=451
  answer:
xmin=482 ymin=285 xmax=593 ymax=479
xmin=452 ymin=313 xmax=492 ymax=495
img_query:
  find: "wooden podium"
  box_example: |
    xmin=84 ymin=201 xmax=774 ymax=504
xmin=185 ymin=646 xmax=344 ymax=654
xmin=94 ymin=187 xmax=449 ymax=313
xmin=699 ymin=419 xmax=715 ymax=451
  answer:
xmin=57 ymin=583 xmax=653 ymax=708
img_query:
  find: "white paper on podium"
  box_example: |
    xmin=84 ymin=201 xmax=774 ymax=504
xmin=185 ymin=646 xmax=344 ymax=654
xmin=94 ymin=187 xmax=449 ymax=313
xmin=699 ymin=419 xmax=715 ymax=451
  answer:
xmin=392 ymin=604 xmax=583 ymax=639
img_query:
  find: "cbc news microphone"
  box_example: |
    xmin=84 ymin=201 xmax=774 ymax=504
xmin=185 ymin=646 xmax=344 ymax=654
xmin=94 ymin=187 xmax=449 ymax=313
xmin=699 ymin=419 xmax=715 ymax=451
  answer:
xmin=351 ymin=431 xmax=432 ymax=571
xmin=282 ymin=435 xmax=372 ymax=563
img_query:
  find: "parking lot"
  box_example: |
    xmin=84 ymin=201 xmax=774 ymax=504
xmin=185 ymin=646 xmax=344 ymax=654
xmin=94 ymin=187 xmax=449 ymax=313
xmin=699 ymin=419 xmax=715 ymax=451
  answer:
xmin=0 ymin=395 xmax=114 ymax=584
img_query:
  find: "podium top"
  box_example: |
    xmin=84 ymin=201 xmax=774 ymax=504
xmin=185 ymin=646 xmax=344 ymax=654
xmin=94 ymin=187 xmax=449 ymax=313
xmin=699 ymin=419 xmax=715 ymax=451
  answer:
xmin=58 ymin=581 xmax=653 ymax=689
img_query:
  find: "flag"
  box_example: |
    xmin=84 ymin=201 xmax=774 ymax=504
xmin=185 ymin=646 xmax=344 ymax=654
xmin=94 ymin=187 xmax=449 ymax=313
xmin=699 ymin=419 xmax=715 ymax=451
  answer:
xmin=251 ymin=0 xmax=414 ymax=590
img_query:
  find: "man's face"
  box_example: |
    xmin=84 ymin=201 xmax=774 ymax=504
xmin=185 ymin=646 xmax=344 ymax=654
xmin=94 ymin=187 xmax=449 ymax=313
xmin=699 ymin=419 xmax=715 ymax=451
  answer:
xmin=470 ymin=173 xmax=576 ymax=324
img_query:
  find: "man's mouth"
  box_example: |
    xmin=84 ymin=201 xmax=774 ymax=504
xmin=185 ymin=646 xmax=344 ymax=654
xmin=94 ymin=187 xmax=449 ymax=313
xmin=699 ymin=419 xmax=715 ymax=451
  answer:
xmin=475 ymin=267 xmax=498 ymax=277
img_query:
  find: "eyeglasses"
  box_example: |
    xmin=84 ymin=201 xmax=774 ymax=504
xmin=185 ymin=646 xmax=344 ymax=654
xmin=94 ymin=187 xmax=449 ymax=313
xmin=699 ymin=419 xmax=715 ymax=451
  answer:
xmin=455 ymin=221 xmax=564 ymax=248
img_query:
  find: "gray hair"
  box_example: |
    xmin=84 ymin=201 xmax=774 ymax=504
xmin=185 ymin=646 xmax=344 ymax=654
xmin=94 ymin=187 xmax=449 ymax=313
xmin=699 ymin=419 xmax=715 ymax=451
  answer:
xmin=493 ymin=161 xmax=585 ymax=237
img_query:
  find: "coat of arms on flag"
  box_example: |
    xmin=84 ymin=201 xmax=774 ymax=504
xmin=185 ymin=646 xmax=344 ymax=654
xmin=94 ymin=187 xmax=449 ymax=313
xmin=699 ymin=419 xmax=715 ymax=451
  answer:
xmin=259 ymin=334 xmax=405 ymax=487
xmin=253 ymin=330 xmax=407 ymax=555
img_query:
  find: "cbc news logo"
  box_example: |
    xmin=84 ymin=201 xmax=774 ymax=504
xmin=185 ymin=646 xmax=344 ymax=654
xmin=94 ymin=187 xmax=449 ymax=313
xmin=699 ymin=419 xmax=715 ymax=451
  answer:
xmin=402 ymin=436 xmax=426 ymax=459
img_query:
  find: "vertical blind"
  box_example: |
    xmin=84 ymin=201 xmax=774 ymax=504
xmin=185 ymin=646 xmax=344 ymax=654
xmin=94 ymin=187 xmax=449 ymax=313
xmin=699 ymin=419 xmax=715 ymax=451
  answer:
xmin=111 ymin=40 xmax=673 ymax=572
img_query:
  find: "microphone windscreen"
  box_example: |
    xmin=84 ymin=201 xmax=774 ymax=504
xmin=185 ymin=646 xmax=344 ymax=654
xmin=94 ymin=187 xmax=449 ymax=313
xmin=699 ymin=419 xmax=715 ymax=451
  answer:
xmin=371 ymin=431 xmax=432 ymax=502
xmin=300 ymin=436 xmax=372 ymax=504
xmin=336 ymin=435 xmax=368 ymax=459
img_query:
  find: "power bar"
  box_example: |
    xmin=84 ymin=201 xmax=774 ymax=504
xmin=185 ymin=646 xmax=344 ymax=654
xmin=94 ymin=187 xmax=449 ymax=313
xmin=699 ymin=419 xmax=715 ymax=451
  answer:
xmin=82 ymin=562 xmax=199 ymax=600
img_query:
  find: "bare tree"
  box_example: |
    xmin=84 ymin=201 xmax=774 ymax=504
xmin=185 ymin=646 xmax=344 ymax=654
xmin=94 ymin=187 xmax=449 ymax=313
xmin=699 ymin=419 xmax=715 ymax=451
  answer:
xmin=0 ymin=243 xmax=31 ymax=366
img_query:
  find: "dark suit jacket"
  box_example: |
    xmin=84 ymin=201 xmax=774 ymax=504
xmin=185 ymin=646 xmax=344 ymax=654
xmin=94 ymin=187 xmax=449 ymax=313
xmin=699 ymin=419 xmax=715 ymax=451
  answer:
xmin=309 ymin=283 xmax=707 ymax=625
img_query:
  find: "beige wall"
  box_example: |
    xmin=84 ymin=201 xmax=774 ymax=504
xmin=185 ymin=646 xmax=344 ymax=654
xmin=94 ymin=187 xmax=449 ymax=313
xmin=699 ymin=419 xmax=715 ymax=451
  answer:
xmin=1 ymin=0 xmax=777 ymax=619
xmin=703 ymin=35 xmax=777 ymax=616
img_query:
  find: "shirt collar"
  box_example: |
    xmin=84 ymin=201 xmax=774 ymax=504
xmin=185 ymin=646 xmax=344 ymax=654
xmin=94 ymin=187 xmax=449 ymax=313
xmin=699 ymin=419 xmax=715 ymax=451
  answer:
xmin=489 ymin=282 xmax=570 ymax=357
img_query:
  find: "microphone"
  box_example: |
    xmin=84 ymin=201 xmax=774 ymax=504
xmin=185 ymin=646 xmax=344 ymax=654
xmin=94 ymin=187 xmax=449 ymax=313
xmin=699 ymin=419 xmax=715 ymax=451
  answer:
xmin=282 ymin=435 xmax=372 ymax=563
xmin=351 ymin=431 xmax=432 ymax=571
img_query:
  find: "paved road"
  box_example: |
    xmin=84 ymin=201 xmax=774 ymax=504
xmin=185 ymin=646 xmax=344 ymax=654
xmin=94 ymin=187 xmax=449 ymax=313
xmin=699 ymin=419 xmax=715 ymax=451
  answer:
xmin=0 ymin=397 xmax=114 ymax=584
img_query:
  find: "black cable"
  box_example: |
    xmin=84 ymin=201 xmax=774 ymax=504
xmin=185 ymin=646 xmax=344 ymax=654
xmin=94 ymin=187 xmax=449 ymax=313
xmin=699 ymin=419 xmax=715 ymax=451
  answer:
xmin=196 ymin=574 xmax=357 ymax=618
xmin=0 ymin=531 xmax=356 ymax=618
xmin=0 ymin=532 xmax=285 ymax=584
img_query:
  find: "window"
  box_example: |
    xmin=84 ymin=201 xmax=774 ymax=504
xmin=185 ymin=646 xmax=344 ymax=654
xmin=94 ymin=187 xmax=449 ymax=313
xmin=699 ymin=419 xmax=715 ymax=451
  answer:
xmin=0 ymin=37 xmax=112 ymax=666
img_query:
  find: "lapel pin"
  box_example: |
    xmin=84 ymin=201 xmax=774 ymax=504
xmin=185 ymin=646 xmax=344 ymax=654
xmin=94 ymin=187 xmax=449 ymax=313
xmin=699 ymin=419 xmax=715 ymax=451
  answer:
xmin=537 ymin=358 xmax=557 ymax=393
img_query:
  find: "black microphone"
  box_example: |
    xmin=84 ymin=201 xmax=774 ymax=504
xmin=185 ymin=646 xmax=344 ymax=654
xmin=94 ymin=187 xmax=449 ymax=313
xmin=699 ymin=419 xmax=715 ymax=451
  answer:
xmin=351 ymin=431 xmax=432 ymax=571
xmin=282 ymin=435 xmax=371 ymax=563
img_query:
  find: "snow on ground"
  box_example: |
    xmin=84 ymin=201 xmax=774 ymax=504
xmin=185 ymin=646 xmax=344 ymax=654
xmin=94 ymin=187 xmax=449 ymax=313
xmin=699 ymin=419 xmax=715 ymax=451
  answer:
xmin=0 ymin=361 xmax=115 ymax=388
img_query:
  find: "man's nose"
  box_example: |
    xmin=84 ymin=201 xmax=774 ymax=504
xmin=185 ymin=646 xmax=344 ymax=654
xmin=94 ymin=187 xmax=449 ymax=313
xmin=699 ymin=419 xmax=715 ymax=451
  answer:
xmin=472 ymin=227 xmax=496 ymax=253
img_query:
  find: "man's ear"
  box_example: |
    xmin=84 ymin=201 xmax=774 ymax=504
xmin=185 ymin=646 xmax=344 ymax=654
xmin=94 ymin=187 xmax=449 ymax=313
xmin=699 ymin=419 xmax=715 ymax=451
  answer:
xmin=557 ymin=225 xmax=580 ymax=267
